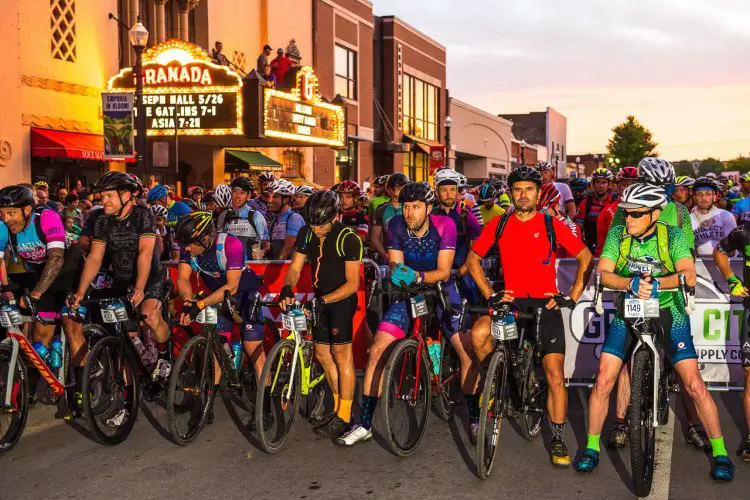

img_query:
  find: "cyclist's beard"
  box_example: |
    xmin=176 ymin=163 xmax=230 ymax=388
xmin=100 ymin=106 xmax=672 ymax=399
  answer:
xmin=406 ymin=213 xmax=429 ymax=233
xmin=439 ymin=197 xmax=455 ymax=209
xmin=514 ymin=196 xmax=536 ymax=214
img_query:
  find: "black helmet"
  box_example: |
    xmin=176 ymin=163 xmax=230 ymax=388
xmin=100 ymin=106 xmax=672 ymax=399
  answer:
xmin=184 ymin=198 xmax=200 ymax=212
xmin=507 ymin=165 xmax=543 ymax=188
xmin=302 ymin=190 xmax=340 ymax=226
xmin=0 ymin=185 xmax=35 ymax=209
xmin=693 ymin=176 xmax=718 ymax=192
xmin=230 ymin=176 xmax=255 ymax=192
xmin=174 ymin=212 xmax=215 ymax=246
xmin=93 ymin=171 xmax=140 ymax=194
xmin=478 ymin=183 xmax=497 ymax=201
xmin=386 ymin=173 xmax=410 ymax=190
xmin=398 ymin=181 xmax=435 ymax=205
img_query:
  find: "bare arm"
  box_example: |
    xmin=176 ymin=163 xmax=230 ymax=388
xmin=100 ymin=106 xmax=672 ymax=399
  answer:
xmin=31 ymin=248 xmax=65 ymax=298
xmin=176 ymin=262 xmax=194 ymax=302
xmin=135 ymin=236 xmax=156 ymax=291
xmin=321 ymin=260 xmax=360 ymax=304
xmin=203 ymin=269 xmax=241 ymax=307
xmin=283 ymin=251 xmax=307 ymax=288
xmin=278 ymin=235 xmax=297 ymax=260
xmin=656 ymin=257 xmax=696 ymax=289
xmin=713 ymin=247 xmax=734 ymax=280
xmin=370 ymin=225 xmax=387 ymax=260
xmin=467 ymin=249 xmax=493 ymax=300
xmin=598 ymin=257 xmax=634 ymax=291
xmin=76 ymin=241 xmax=105 ymax=297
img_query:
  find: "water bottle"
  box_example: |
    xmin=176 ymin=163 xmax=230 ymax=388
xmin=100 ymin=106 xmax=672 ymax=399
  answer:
xmin=232 ymin=341 xmax=243 ymax=371
xmin=50 ymin=338 xmax=63 ymax=369
xmin=33 ymin=342 xmax=50 ymax=364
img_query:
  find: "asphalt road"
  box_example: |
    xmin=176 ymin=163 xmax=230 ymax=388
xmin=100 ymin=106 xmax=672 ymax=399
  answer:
xmin=2 ymin=386 xmax=748 ymax=500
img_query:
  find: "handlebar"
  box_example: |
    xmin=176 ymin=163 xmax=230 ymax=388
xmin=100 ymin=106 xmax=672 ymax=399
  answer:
xmin=464 ymin=304 xmax=534 ymax=321
xmin=593 ymin=272 xmax=696 ymax=316
xmin=378 ymin=281 xmax=450 ymax=312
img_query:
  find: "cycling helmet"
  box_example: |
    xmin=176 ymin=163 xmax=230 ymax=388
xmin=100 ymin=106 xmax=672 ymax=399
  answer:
xmin=203 ymin=190 xmax=215 ymax=203
xmin=332 ymin=180 xmax=361 ymax=197
xmin=94 ymin=171 xmax=140 ymax=194
xmin=188 ymin=185 xmax=204 ymax=195
xmin=638 ymin=157 xmax=675 ymax=186
xmin=693 ymin=176 xmax=718 ymax=192
xmin=373 ymin=175 xmax=389 ymax=187
xmin=295 ymin=185 xmax=315 ymax=197
xmin=150 ymin=204 xmax=168 ymax=218
xmin=705 ymin=172 xmax=718 ymax=179
xmin=359 ymin=192 xmax=369 ymax=203
xmin=0 ymin=185 xmax=35 ymax=209
xmin=267 ymin=179 xmax=295 ymax=197
xmin=478 ymin=184 xmax=497 ymax=202
xmin=230 ymin=176 xmax=255 ymax=193
xmin=398 ymin=181 xmax=436 ymax=205
xmin=433 ymin=167 xmax=464 ymax=188
xmin=146 ymin=184 xmax=169 ymax=202
xmin=302 ymin=190 xmax=340 ymax=226
xmin=258 ymin=172 xmax=276 ymax=183
xmin=675 ymin=176 xmax=695 ymax=187
xmin=618 ymin=183 xmax=667 ymax=210
xmin=214 ymin=184 xmax=232 ymax=209
xmin=507 ymin=165 xmax=543 ymax=187
xmin=591 ymin=167 xmax=614 ymax=181
xmin=174 ymin=211 xmax=215 ymax=246
xmin=535 ymin=161 xmax=554 ymax=171
xmin=569 ymin=177 xmax=589 ymax=191
xmin=488 ymin=179 xmax=509 ymax=196
xmin=184 ymin=198 xmax=200 ymax=211
xmin=740 ymin=173 xmax=750 ymax=183
xmin=386 ymin=173 xmax=410 ymax=190
xmin=34 ymin=181 xmax=49 ymax=190
xmin=537 ymin=183 xmax=561 ymax=209
xmin=618 ymin=166 xmax=639 ymax=180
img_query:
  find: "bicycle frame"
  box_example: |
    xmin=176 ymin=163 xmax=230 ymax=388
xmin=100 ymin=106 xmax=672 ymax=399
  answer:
xmin=271 ymin=319 xmax=325 ymax=404
xmin=397 ymin=315 xmax=425 ymax=403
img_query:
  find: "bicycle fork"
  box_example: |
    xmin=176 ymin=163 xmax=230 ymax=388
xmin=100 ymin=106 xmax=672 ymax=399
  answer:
xmin=1 ymin=337 xmax=20 ymax=407
xmin=283 ymin=330 xmax=303 ymax=404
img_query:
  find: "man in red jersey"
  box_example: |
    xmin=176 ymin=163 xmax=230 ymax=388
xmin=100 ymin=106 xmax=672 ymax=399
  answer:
xmin=594 ymin=166 xmax=638 ymax=258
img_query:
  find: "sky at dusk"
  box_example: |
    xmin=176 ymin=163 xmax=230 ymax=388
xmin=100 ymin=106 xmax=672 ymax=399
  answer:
xmin=374 ymin=0 xmax=750 ymax=161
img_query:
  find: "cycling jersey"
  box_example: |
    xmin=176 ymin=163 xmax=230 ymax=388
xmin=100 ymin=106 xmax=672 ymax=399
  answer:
xmin=368 ymin=194 xmax=389 ymax=218
xmin=611 ymin=201 xmax=695 ymax=251
xmin=217 ymin=204 xmax=269 ymax=258
xmin=432 ymin=204 xmax=481 ymax=269
xmin=691 ymin=206 xmax=736 ymax=257
xmin=472 ymin=212 xmax=585 ymax=298
xmin=295 ymin=222 xmax=363 ymax=296
xmin=269 ymin=208 xmax=304 ymax=259
xmin=372 ymin=202 xmax=401 ymax=229
xmin=166 ymin=199 xmax=191 ymax=227
xmin=385 ymin=214 xmax=457 ymax=271
xmin=555 ymin=182 xmax=574 ymax=214
xmin=479 ymin=204 xmax=505 ymax=226
xmin=731 ymin=197 xmax=750 ymax=223
xmin=556 ymin=214 xmax=582 ymax=258
xmin=248 ymin=197 xmax=272 ymax=224
xmin=180 ymin=233 xmax=245 ymax=291
xmin=575 ymin=193 xmax=615 ymax=251
xmin=338 ymin=209 xmax=369 ymax=240
xmin=0 ymin=210 xmax=66 ymax=271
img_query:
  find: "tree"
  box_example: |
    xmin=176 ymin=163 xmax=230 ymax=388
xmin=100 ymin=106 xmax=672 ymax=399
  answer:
xmin=726 ymin=155 xmax=750 ymax=173
xmin=673 ymin=160 xmax=695 ymax=177
xmin=698 ymin=157 xmax=725 ymax=176
xmin=606 ymin=115 xmax=658 ymax=166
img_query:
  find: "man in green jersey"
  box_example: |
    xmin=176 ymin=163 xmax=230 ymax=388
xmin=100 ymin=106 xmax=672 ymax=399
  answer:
xmin=367 ymin=175 xmax=389 ymax=218
xmin=573 ymin=183 xmax=735 ymax=481
xmin=370 ymin=173 xmax=409 ymax=262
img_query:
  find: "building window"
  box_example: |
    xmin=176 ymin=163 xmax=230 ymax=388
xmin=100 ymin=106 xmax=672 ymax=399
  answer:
xmin=282 ymin=150 xmax=302 ymax=178
xmin=334 ymin=45 xmax=357 ymax=100
xmin=403 ymin=151 xmax=428 ymax=182
xmin=51 ymin=0 xmax=77 ymax=62
xmin=336 ymin=140 xmax=358 ymax=182
xmin=402 ymin=74 xmax=439 ymax=141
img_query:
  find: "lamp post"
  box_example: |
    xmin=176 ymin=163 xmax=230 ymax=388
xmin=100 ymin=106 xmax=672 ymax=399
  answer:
xmin=444 ymin=115 xmax=452 ymax=168
xmin=129 ymin=19 xmax=149 ymax=179
xmin=553 ymin=151 xmax=560 ymax=179
xmin=575 ymin=156 xmax=581 ymax=178
xmin=520 ymin=139 xmax=527 ymax=165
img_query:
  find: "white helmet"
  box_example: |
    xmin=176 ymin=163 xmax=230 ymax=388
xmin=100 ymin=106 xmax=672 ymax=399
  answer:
xmin=295 ymin=185 xmax=315 ymax=196
xmin=638 ymin=158 xmax=675 ymax=186
xmin=214 ymin=184 xmax=232 ymax=209
xmin=150 ymin=204 xmax=168 ymax=218
xmin=433 ymin=167 xmax=466 ymax=188
xmin=268 ymin=179 xmax=295 ymax=197
xmin=619 ymin=183 xmax=667 ymax=210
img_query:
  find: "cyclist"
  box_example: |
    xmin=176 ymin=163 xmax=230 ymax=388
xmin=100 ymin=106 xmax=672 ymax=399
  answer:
xmin=293 ymin=185 xmax=315 ymax=212
xmin=371 ymin=173 xmax=409 ymax=262
xmin=279 ymin=190 xmax=362 ymax=439
xmin=575 ymin=167 xmax=615 ymax=253
xmin=537 ymin=162 xmax=576 ymax=218
xmin=367 ymin=175 xmax=389 ymax=218
xmin=337 ymin=182 xmax=469 ymax=446
xmin=332 ymin=181 xmax=369 ymax=242
xmin=147 ymin=184 xmax=191 ymax=227
xmin=674 ymin=176 xmax=695 ymax=211
xmin=34 ymin=181 xmax=60 ymax=214
xmin=478 ymin=183 xmax=505 ymax=225
xmin=595 ymin=167 xmax=639 ymax=258
xmin=573 ymin=183 xmax=735 ymax=481
xmin=691 ymin=177 xmax=736 ymax=257
xmin=569 ymin=177 xmax=589 ymax=206
xmin=151 ymin=205 xmax=179 ymax=263
xmin=248 ymin=172 xmax=276 ymax=224
xmin=0 ymin=185 xmax=86 ymax=415
xmin=267 ymin=179 xmax=304 ymax=259
xmin=203 ymin=190 xmax=217 ymax=212
xmin=493 ymin=180 xmax=512 ymax=210
xmin=467 ymin=165 xmax=593 ymax=466
xmin=218 ymin=178 xmax=268 ymax=260
xmin=732 ymin=173 xmax=750 ymax=223
xmin=187 ymin=185 xmax=206 ymax=210
xmin=71 ymin=172 xmax=172 ymax=380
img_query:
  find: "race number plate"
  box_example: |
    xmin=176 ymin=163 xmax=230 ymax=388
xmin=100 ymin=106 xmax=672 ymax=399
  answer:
xmin=102 ymin=300 xmax=128 ymax=323
xmin=196 ymin=306 xmax=218 ymax=325
xmin=282 ymin=312 xmax=308 ymax=332
xmin=491 ymin=315 xmax=518 ymax=341
xmin=623 ymin=298 xmax=660 ymax=319
xmin=409 ymin=295 xmax=428 ymax=318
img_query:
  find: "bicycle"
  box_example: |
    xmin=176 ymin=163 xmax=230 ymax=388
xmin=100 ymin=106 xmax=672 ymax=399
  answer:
xmin=593 ymin=272 xmax=693 ymax=497
xmin=0 ymin=284 xmax=69 ymax=453
xmin=255 ymin=300 xmax=328 ymax=454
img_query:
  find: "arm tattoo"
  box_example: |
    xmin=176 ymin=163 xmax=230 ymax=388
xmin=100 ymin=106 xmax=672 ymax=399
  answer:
xmin=33 ymin=248 xmax=64 ymax=297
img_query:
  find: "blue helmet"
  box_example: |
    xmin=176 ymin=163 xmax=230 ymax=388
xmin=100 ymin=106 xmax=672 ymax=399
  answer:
xmin=478 ymin=183 xmax=496 ymax=201
xmin=147 ymin=184 xmax=169 ymax=203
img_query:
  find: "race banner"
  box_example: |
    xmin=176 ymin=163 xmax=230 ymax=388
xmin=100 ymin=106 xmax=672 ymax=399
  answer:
xmin=102 ymin=92 xmax=135 ymax=159
xmin=559 ymin=258 xmax=746 ymax=385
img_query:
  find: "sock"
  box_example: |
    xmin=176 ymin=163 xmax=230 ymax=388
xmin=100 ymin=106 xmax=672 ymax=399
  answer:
xmin=587 ymin=433 xmax=601 ymax=452
xmin=710 ymin=436 xmax=728 ymax=458
xmin=550 ymin=421 xmax=566 ymax=441
xmin=464 ymin=393 xmax=480 ymax=422
xmin=333 ymin=393 xmax=340 ymax=413
xmin=337 ymin=399 xmax=353 ymax=423
xmin=358 ymin=395 xmax=379 ymax=430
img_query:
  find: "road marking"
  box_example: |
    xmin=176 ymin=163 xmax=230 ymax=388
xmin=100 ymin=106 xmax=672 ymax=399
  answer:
xmin=642 ymin=408 xmax=675 ymax=500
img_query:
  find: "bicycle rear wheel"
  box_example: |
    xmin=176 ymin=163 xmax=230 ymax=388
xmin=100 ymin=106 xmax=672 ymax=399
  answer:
xmin=255 ymin=339 xmax=301 ymax=454
xmin=0 ymin=343 xmax=29 ymax=453
xmin=433 ymin=339 xmax=461 ymax=421
xmin=629 ymin=349 xmax=656 ymax=497
xmin=166 ymin=335 xmax=215 ymax=445
xmin=517 ymin=346 xmax=546 ymax=440
xmin=81 ymin=336 xmax=140 ymax=445
xmin=381 ymin=339 xmax=432 ymax=457
xmin=476 ymin=349 xmax=508 ymax=479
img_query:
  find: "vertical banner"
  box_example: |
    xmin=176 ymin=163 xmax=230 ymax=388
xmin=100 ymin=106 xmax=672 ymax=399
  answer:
xmin=102 ymin=92 xmax=135 ymax=159
xmin=429 ymin=145 xmax=446 ymax=174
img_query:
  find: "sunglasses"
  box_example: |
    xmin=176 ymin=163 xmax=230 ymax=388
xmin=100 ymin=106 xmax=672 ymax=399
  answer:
xmin=623 ymin=208 xmax=656 ymax=219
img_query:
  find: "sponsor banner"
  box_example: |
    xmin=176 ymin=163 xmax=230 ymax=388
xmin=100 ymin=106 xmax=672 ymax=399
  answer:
xmin=560 ymin=257 xmax=746 ymax=384
xmin=429 ymin=146 xmax=446 ymax=174
xmin=102 ymin=92 xmax=135 ymax=159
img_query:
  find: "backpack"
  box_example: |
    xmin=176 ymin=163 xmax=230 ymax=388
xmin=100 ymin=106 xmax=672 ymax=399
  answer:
xmin=495 ymin=210 xmax=558 ymax=265
xmin=614 ymin=221 xmax=674 ymax=275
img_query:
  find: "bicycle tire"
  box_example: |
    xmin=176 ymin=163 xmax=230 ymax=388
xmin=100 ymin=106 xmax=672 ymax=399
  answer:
xmin=166 ymin=335 xmax=215 ymax=446
xmin=517 ymin=345 xmax=546 ymax=441
xmin=629 ymin=349 xmax=656 ymax=497
xmin=381 ymin=338 xmax=432 ymax=457
xmin=0 ymin=343 xmax=30 ymax=454
xmin=255 ymin=339 xmax=302 ymax=454
xmin=83 ymin=324 xmax=110 ymax=349
xmin=434 ymin=339 xmax=460 ymax=422
xmin=304 ymin=359 xmax=328 ymax=420
xmin=476 ymin=349 xmax=508 ymax=479
xmin=81 ymin=336 xmax=140 ymax=446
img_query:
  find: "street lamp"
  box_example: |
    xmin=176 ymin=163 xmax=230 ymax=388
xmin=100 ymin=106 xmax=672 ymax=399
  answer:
xmin=129 ymin=18 xmax=149 ymax=179
xmin=520 ymin=139 xmax=527 ymax=165
xmin=444 ymin=115 xmax=452 ymax=168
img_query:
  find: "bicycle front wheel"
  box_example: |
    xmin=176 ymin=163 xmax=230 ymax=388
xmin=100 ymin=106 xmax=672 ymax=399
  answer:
xmin=517 ymin=345 xmax=546 ymax=441
xmin=629 ymin=349 xmax=656 ymax=497
xmin=0 ymin=342 xmax=30 ymax=453
xmin=255 ymin=339 xmax=302 ymax=454
xmin=166 ymin=335 xmax=215 ymax=445
xmin=476 ymin=348 xmax=508 ymax=479
xmin=381 ymin=339 xmax=432 ymax=457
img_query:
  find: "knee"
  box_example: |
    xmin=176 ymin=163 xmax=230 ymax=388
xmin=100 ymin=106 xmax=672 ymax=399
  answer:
xmin=546 ymin=368 xmax=565 ymax=392
xmin=314 ymin=346 xmax=333 ymax=363
xmin=593 ymin=372 xmax=616 ymax=397
xmin=143 ymin=308 xmax=162 ymax=329
xmin=332 ymin=347 xmax=353 ymax=367
xmin=682 ymin=376 xmax=708 ymax=401
xmin=470 ymin=318 xmax=490 ymax=346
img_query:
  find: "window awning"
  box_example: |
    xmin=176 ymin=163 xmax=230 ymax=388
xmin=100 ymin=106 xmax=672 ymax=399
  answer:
xmin=225 ymin=150 xmax=283 ymax=171
xmin=30 ymin=128 xmax=124 ymax=162
xmin=403 ymin=134 xmax=442 ymax=155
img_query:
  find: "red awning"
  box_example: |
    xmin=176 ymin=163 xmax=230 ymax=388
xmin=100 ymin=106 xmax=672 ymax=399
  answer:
xmin=31 ymin=128 xmax=132 ymax=162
